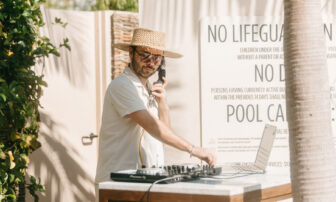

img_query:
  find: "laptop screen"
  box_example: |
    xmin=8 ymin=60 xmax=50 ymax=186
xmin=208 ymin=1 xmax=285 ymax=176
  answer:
xmin=254 ymin=124 xmax=277 ymax=170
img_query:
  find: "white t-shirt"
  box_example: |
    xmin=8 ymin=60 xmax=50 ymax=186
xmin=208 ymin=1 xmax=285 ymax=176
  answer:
xmin=95 ymin=68 xmax=164 ymax=183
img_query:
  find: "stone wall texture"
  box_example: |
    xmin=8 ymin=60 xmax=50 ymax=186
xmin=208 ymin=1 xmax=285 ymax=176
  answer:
xmin=111 ymin=11 xmax=138 ymax=79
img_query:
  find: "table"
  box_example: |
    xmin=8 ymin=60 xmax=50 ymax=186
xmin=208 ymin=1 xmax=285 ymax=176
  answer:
xmin=99 ymin=172 xmax=292 ymax=202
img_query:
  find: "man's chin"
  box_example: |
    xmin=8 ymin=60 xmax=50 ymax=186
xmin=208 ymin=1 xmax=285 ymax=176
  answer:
xmin=143 ymin=67 xmax=155 ymax=72
xmin=141 ymin=74 xmax=152 ymax=79
xmin=140 ymin=72 xmax=154 ymax=79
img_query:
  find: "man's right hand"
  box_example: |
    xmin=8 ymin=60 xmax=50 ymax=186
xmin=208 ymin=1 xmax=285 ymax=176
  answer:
xmin=191 ymin=146 xmax=216 ymax=167
xmin=127 ymin=110 xmax=216 ymax=167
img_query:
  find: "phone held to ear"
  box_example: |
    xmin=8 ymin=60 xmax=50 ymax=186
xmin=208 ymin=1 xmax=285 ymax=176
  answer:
xmin=150 ymin=68 xmax=165 ymax=105
xmin=155 ymin=67 xmax=166 ymax=84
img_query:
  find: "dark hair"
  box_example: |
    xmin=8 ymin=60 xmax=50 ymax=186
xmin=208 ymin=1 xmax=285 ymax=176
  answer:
xmin=130 ymin=45 xmax=137 ymax=52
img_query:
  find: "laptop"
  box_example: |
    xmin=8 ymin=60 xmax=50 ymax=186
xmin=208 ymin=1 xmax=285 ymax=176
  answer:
xmin=219 ymin=124 xmax=277 ymax=174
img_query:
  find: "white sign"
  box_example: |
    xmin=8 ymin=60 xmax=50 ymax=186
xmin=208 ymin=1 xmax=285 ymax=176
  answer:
xmin=200 ymin=16 xmax=336 ymax=170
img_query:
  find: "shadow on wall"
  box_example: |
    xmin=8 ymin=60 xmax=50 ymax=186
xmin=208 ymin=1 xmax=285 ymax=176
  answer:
xmin=40 ymin=7 xmax=92 ymax=89
xmin=25 ymin=8 xmax=103 ymax=202
xmin=27 ymin=112 xmax=95 ymax=202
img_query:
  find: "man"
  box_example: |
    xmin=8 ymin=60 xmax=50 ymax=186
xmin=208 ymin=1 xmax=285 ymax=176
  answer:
xmin=95 ymin=28 xmax=215 ymax=185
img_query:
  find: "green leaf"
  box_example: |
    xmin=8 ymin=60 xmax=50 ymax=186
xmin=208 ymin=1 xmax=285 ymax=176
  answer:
xmin=17 ymin=68 xmax=28 ymax=73
xmin=8 ymin=187 xmax=15 ymax=195
xmin=7 ymin=194 xmax=16 ymax=200
xmin=9 ymin=174 xmax=15 ymax=183
xmin=0 ymin=151 xmax=6 ymax=159
xmin=3 ymin=173 xmax=8 ymax=182
xmin=40 ymin=80 xmax=48 ymax=87
xmin=55 ymin=17 xmax=61 ymax=24
xmin=22 ymin=10 xmax=30 ymax=17
xmin=0 ymin=94 xmax=6 ymax=102
xmin=30 ymin=176 xmax=36 ymax=184
xmin=38 ymin=184 xmax=45 ymax=192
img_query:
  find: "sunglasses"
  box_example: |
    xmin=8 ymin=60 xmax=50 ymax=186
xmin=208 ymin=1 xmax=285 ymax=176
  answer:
xmin=134 ymin=49 xmax=163 ymax=64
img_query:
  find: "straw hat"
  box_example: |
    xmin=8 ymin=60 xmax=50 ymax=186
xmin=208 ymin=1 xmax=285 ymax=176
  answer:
xmin=114 ymin=28 xmax=183 ymax=58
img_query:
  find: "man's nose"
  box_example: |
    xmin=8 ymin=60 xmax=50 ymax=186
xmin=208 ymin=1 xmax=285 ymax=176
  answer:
xmin=146 ymin=57 xmax=156 ymax=65
xmin=149 ymin=59 xmax=156 ymax=66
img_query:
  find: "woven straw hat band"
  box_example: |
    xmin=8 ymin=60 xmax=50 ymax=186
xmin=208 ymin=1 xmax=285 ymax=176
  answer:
xmin=131 ymin=29 xmax=166 ymax=51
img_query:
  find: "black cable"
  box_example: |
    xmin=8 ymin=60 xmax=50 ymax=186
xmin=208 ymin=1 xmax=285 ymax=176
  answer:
xmin=210 ymin=170 xmax=265 ymax=179
xmin=145 ymin=175 xmax=184 ymax=202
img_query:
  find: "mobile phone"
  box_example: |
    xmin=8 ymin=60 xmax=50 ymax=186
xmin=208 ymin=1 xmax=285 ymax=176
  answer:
xmin=155 ymin=67 xmax=166 ymax=84
xmin=158 ymin=67 xmax=166 ymax=84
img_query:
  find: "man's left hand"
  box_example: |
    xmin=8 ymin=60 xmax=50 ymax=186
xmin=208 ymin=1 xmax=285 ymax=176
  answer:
xmin=151 ymin=77 xmax=168 ymax=105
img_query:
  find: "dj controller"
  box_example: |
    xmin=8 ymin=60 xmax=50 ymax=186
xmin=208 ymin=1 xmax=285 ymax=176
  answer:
xmin=110 ymin=164 xmax=222 ymax=184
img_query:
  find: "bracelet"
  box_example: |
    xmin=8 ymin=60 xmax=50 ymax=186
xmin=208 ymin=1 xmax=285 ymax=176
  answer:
xmin=189 ymin=145 xmax=195 ymax=158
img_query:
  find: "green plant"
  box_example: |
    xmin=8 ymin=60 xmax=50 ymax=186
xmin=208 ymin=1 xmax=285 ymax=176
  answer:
xmin=42 ymin=0 xmax=138 ymax=12
xmin=45 ymin=0 xmax=96 ymax=11
xmin=0 ymin=0 xmax=70 ymax=201
xmin=93 ymin=0 xmax=138 ymax=11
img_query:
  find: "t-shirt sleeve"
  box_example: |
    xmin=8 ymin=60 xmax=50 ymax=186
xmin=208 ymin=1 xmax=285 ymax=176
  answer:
xmin=108 ymin=78 xmax=147 ymax=117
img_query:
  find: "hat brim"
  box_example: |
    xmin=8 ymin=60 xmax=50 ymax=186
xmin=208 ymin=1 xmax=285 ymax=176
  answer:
xmin=114 ymin=43 xmax=183 ymax=58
